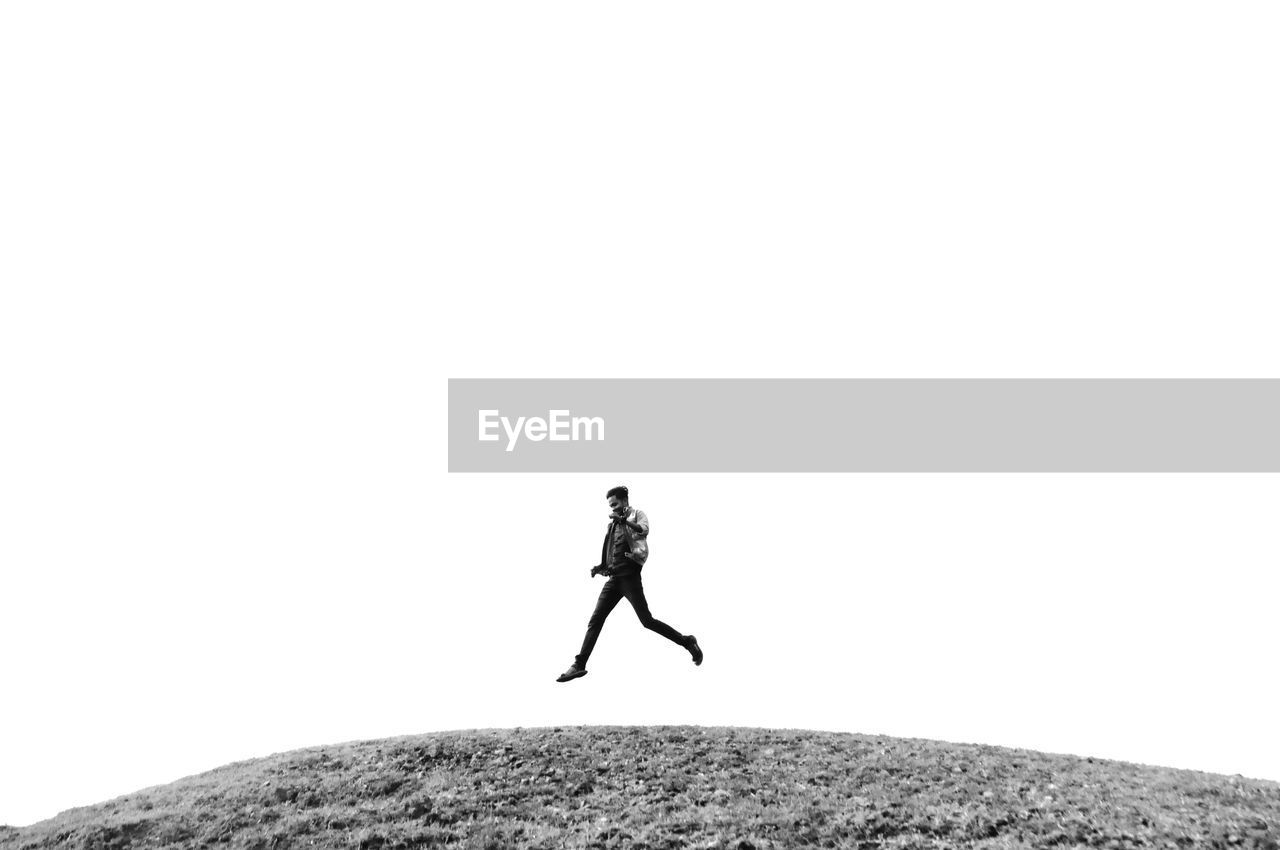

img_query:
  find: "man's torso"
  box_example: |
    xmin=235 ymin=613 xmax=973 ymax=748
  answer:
xmin=606 ymin=507 xmax=642 ymax=575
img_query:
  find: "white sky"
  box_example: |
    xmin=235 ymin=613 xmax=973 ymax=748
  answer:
xmin=3 ymin=0 xmax=1280 ymax=829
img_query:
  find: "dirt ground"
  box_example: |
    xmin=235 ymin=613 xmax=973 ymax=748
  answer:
xmin=3 ymin=725 xmax=1277 ymax=849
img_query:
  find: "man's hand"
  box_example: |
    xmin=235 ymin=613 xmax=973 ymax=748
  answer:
xmin=591 ymin=565 xmax=609 ymax=577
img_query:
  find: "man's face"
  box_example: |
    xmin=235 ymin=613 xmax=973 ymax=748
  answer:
xmin=607 ymin=495 xmax=627 ymax=515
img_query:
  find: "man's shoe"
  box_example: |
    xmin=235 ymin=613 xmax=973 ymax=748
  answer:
xmin=685 ymin=635 xmax=703 ymax=666
xmin=556 ymin=664 xmax=588 ymax=683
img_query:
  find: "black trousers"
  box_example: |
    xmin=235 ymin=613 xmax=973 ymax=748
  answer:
xmin=574 ymin=572 xmax=688 ymax=667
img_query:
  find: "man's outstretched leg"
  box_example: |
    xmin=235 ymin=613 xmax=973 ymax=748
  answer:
xmin=618 ymin=574 xmax=704 ymax=666
xmin=557 ymin=578 xmax=625 ymax=682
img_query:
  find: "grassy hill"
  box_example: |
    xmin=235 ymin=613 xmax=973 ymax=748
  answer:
xmin=2 ymin=726 xmax=1277 ymax=849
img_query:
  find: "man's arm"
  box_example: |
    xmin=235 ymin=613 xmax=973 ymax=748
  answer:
xmin=615 ymin=509 xmax=649 ymax=538
xmin=591 ymin=526 xmax=611 ymax=576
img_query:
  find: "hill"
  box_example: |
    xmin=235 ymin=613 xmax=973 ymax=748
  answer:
xmin=2 ymin=726 xmax=1277 ymax=849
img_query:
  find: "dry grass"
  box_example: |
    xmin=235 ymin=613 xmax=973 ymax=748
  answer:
xmin=3 ymin=726 xmax=1277 ymax=849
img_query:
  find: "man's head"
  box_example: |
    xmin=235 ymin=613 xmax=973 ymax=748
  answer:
xmin=606 ymin=485 xmax=629 ymax=514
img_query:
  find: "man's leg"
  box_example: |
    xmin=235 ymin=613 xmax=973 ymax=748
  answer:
xmin=573 ymin=578 xmax=626 ymax=668
xmin=618 ymin=574 xmax=692 ymax=650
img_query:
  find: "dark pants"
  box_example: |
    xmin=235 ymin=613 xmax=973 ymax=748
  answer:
xmin=574 ymin=572 xmax=688 ymax=667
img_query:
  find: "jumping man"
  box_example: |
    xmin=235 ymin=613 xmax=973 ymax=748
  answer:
xmin=557 ymin=486 xmax=703 ymax=682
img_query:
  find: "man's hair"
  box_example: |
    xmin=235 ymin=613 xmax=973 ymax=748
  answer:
xmin=606 ymin=485 xmax=629 ymax=501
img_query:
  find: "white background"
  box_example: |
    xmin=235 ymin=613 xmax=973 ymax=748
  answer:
xmin=3 ymin=1 xmax=1279 ymax=829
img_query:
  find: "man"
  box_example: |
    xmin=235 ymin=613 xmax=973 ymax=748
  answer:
xmin=557 ymin=486 xmax=703 ymax=683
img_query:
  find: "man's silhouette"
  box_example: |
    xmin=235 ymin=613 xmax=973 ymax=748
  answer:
xmin=557 ymin=486 xmax=702 ymax=682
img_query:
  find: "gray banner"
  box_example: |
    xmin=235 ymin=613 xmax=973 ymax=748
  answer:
xmin=448 ymin=379 xmax=1280 ymax=472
